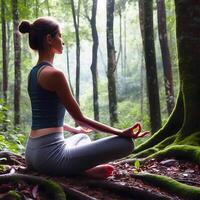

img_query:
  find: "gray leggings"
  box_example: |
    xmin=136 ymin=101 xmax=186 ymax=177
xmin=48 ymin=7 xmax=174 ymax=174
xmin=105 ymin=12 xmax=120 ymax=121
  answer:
xmin=25 ymin=132 xmax=134 ymax=176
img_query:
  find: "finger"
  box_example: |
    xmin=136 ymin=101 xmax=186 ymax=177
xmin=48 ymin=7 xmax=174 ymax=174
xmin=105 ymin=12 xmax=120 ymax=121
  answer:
xmin=132 ymin=123 xmax=141 ymax=135
xmin=137 ymin=131 xmax=150 ymax=138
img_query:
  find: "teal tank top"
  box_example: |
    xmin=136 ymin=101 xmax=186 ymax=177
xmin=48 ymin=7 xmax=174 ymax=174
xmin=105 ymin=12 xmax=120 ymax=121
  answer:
xmin=28 ymin=62 xmax=65 ymax=130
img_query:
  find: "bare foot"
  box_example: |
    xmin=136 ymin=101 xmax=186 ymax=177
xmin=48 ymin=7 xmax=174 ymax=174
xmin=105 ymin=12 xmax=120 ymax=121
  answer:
xmin=84 ymin=164 xmax=114 ymax=179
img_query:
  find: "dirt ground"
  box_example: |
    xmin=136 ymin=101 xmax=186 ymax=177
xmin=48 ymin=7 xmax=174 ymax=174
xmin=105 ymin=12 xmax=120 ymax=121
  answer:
xmin=0 ymin=154 xmax=199 ymax=200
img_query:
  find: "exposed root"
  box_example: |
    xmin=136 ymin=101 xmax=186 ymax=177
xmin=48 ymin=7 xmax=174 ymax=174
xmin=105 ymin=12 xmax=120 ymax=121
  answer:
xmin=146 ymin=145 xmax=200 ymax=165
xmin=0 ymin=151 xmax=25 ymax=166
xmin=60 ymin=182 xmax=98 ymax=200
xmin=0 ymin=173 xmax=66 ymax=200
xmin=132 ymin=173 xmax=200 ymax=200
xmin=87 ymin=180 xmax=173 ymax=200
xmin=133 ymin=135 xmax=176 ymax=158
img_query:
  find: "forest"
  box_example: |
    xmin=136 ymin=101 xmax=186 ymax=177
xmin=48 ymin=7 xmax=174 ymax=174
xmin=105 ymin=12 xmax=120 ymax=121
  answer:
xmin=0 ymin=0 xmax=200 ymax=199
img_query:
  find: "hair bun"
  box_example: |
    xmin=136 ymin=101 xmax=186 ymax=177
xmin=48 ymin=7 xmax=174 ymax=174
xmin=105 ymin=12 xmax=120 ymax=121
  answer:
xmin=18 ymin=20 xmax=31 ymax=34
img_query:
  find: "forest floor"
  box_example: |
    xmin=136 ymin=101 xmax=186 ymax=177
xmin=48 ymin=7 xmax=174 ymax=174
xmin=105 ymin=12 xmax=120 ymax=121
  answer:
xmin=0 ymin=153 xmax=200 ymax=200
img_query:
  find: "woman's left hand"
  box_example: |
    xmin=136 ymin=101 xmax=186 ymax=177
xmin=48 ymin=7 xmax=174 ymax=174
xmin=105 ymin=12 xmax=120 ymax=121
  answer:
xmin=75 ymin=126 xmax=93 ymax=134
xmin=122 ymin=122 xmax=150 ymax=139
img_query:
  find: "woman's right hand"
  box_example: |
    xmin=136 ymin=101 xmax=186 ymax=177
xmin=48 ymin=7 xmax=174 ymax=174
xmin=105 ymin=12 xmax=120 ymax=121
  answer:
xmin=122 ymin=122 xmax=150 ymax=139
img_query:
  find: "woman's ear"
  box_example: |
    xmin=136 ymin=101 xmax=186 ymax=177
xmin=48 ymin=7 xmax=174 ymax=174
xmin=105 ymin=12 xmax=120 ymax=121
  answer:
xmin=46 ymin=34 xmax=53 ymax=45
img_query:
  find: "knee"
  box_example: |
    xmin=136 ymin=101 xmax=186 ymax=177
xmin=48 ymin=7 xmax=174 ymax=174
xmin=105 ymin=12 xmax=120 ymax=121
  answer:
xmin=78 ymin=133 xmax=91 ymax=142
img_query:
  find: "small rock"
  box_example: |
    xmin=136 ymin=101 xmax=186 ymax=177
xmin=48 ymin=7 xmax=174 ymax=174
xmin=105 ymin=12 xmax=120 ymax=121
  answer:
xmin=184 ymin=169 xmax=194 ymax=173
xmin=160 ymin=159 xmax=177 ymax=167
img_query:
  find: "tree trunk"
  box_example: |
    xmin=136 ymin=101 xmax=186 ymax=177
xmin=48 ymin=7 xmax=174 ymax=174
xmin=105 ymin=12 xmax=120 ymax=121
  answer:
xmin=157 ymin=0 xmax=175 ymax=115
xmin=107 ymin=0 xmax=118 ymax=126
xmin=35 ymin=0 xmax=39 ymax=18
xmin=123 ymin=13 xmax=127 ymax=76
xmin=12 ymin=0 xmax=21 ymax=126
xmin=119 ymin=10 xmax=123 ymax=75
xmin=143 ymin=0 xmax=161 ymax=133
xmin=138 ymin=0 xmax=145 ymax=122
xmin=140 ymin=53 xmax=144 ymax=122
xmin=138 ymin=0 xmax=145 ymax=48
xmin=175 ymin=0 xmax=200 ymax=138
xmin=71 ymin=0 xmax=81 ymax=104
xmin=7 ymin=22 xmax=11 ymax=70
xmin=46 ymin=0 xmax=51 ymax=16
xmin=1 ymin=0 xmax=8 ymax=105
xmin=90 ymin=0 xmax=100 ymax=121
xmin=66 ymin=45 xmax=74 ymax=96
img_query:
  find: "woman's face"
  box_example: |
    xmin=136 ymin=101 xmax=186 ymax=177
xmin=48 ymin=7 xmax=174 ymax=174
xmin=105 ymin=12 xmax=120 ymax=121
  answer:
xmin=49 ymin=30 xmax=64 ymax=54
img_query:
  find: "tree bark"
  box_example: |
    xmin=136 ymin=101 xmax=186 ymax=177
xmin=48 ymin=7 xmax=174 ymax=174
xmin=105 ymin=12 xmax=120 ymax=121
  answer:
xmin=35 ymin=0 xmax=39 ymax=18
xmin=175 ymin=0 xmax=200 ymax=138
xmin=1 ymin=0 xmax=8 ymax=105
xmin=143 ymin=0 xmax=161 ymax=133
xmin=46 ymin=0 xmax=51 ymax=16
xmin=157 ymin=0 xmax=175 ymax=115
xmin=107 ymin=0 xmax=118 ymax=126
xmin=71 ymin=0 xmax=81 ymax=104
xmin=66 ymin=45 xmax=74 ymax=96
xmin=12 ymin=0 xmax=21 ymax=126
xmin=123 ymin=13 xmax=127 ymax=76
xmin=90 ymin=0 xmax=100 ymax=121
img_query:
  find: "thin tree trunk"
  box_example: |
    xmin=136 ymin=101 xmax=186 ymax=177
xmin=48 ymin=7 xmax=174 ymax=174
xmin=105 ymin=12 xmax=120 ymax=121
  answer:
xmin=66 ymin=45 xmax=74 ymax=96
xmin=119 ymin=9 xmax=124 ymax=74
xmin=138 ymin=0 xmax=145 ymax=122
xmin=107 ymin=0 xmax=118 ymax=126
xmin=116 ymin=9 xmax=122 ymax=72
xmin=1 ymin=0 xmax=8 ymax=105
xmin=12 ymin=0 xmax=21 ymax=126
xmin=46 ymin=0 xmax=51 ymax=16
xmin=123 ymin=13 xmax=127 ymax=76
xmin=35 ymin=0 xmax=39 ymax=18
xmin=6 ymin=22 xmax=11 ymax=70
xmin=90 ymin=0 xmax=100 ymax=121
xmin=157 ymin=0 xmax=175 ymax=115
xmin=143 ymin=0 xmax=161 ymax=133
xmin=140 ymin=53 xmax=144 ymax=122
xmin=71 ymin=0 xmax=81 ymax=104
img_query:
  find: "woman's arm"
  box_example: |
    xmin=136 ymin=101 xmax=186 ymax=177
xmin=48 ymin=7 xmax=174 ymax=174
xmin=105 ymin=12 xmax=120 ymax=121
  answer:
xmin=63 ymin=123 xmax=93 ymax=134
xmin=38 ymin=68 xmax=149 ymax=138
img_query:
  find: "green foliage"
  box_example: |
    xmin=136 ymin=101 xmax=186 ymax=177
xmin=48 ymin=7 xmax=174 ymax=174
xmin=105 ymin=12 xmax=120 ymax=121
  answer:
xmin=0 ymin=99 xmax=26 ymax=153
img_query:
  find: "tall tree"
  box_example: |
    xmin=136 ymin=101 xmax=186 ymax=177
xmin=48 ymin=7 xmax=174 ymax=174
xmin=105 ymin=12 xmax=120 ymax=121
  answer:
xmin=133 ymin=2 xmax=200 ymax=197
xmin=71 ymin=0 xmax=81 ymax=104
xmin=157 ymin=0 xmax=175 ymax=115
xmin=143 ymin=0 xmax=161 ymax=133
xmin=35 ymin=0 xmax=39 ymax=18
xmin=84 ymin=0 xmax=100 ymax=121
xmin=107 ymin=0 xmax=118 ymax=126
xmin=138 ymin=0 xmax=145 ymax=121
xmin=12 ymin=0 xmax=21 ymax=126
xmin=115 ymin=0 xmax=127 ymax=73
xmin=123 ymin=12 xmax=127 ymax=76
xmin=1 ymin=0 xmax=8 ymax=104
xmin=66 ymin=45 xmax=74 ymax=96
xmin=46 ymin=0 xmax=51 ymax=16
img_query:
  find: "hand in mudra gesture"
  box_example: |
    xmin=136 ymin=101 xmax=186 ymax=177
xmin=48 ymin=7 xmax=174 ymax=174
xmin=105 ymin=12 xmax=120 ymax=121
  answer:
xmin=122 ymin=122 xmax=150 ymax=139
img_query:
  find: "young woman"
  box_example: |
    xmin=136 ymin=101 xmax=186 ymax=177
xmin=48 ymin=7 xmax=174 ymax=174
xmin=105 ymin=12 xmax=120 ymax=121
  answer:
xmin=19 ymin=17 xmax=149 ymax=179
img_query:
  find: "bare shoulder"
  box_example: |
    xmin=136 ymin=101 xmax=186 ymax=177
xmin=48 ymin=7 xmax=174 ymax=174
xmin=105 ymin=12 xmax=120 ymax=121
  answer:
xmin=38 ymin=66 xmax=66 ymax=91
xmin=40 ymin=66 xmax=64 ymax=80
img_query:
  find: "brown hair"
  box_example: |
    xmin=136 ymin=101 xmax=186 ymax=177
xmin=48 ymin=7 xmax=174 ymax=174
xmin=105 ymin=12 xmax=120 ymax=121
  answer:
xmin=18 ymin=17 xmax=59 ymax=51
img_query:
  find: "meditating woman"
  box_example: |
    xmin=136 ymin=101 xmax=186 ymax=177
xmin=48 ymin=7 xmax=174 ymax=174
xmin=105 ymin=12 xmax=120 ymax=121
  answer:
xmin=19 ymin=17 xmax=149 ymax=179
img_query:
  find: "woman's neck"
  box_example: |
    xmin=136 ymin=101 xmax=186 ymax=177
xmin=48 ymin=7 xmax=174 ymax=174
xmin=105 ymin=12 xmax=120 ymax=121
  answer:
xmin=37 ymin=50 xmax=54 ymax=65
